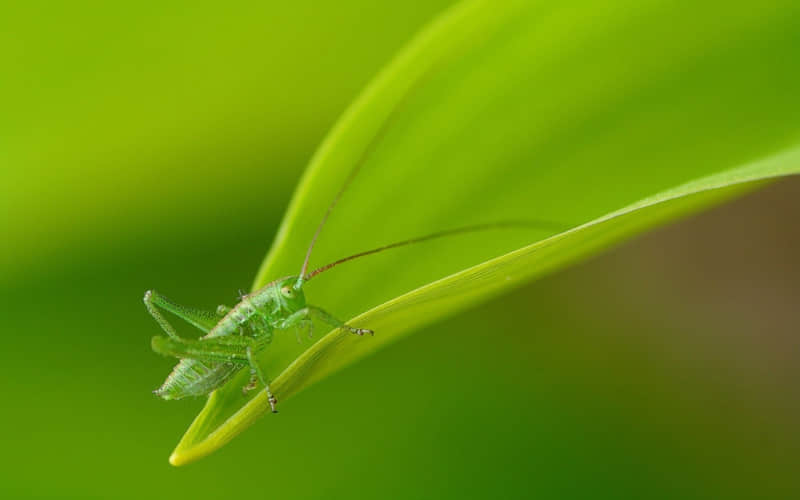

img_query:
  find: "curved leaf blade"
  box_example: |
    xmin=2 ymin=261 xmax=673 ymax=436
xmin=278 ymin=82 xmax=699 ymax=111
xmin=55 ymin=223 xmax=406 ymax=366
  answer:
xmin=169 ymin=0 xmax=800 ymax=464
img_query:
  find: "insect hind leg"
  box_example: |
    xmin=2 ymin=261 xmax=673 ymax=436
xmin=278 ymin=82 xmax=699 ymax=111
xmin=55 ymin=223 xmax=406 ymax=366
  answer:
xmin=144 ymin=290 xmax=221 ymax=336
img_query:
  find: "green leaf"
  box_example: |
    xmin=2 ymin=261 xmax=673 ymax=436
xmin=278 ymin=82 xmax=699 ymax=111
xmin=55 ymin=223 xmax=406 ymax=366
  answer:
xmin=169 ymin=0 xmax=800 ymax=465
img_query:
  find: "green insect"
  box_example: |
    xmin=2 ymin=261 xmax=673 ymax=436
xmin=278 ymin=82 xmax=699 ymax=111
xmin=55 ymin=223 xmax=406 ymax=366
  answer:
xmin=145 ymin=279 xmax=368 ymax=413
xmin=145 ymin=160 xmax=560 ymax=412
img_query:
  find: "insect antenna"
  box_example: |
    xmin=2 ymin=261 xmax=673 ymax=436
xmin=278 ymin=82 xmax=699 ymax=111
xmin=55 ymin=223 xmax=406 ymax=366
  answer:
xmin=303 ymin=219 xmax=568 ymax=281
xmin=298 ymin=156 xmax=366 ymax=284
xmin=297 ymin=49 xmax=540 ymax=285
xmin=297 ymin=55 xmax=442 ymax=286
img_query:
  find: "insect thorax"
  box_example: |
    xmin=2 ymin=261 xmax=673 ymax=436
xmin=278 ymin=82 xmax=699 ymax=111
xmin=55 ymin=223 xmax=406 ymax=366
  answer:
xmin=250 ymin=276 xmax=307 ymax=318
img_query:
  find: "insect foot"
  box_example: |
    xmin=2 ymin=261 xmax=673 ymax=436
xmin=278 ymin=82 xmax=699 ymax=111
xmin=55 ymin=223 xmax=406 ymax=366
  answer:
xmin=242 ymin=379 xmax=257 ymax=395
xmin=354 ymin=328 xmax=374 ymax=336
xmin=268 ymin=394 xmax=278 ymax=413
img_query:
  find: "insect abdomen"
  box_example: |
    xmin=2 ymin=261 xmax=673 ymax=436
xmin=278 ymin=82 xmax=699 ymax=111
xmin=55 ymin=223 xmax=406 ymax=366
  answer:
xmin=154 ymin=293 xmax=277 ymax=399
xmin=154 ymin=359 xmax=239 ymax=400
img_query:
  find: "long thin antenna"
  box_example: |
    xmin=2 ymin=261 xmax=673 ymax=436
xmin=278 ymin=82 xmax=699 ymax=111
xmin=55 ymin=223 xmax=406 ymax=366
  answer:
xmin=298 ymin=89 xmax=422 ymax=281
xmin=298 ymin=152 xmax=368 ymax=281
xmin=303 ymin=220 xmax=567 ymax=281
xmin=298 ymin=55 xmax=446 ymax=282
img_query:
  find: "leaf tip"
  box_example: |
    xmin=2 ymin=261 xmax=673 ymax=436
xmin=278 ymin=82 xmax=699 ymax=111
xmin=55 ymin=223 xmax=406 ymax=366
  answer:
xmin=167 ymin=430 xmax=212 ymax=467
xmin=168 ymin=442 xmax=208 ymax=467
xmin=168 ymin=451 xmax=184 ymax=467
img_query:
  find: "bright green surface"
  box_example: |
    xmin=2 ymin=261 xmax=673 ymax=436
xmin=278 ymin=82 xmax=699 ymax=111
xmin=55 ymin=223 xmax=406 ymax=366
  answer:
xmin=174 ymin=0 xmax=800 ymax=463
xmin=1 ymin=0 xmax=799 ymax=498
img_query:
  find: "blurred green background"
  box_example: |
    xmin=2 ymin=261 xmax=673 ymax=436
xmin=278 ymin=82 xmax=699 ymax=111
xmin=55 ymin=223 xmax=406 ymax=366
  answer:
xmin=1 ymin=1 xmax=798 ymax=498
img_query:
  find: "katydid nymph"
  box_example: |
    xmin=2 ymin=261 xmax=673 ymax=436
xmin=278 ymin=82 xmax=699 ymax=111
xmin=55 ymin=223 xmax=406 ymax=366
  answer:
xmin=146 ymin=165 xmax=561 ymax=413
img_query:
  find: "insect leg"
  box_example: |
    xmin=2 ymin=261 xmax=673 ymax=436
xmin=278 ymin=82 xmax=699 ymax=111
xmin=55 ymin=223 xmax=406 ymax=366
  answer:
xmin=288 ymin=317 xmax=311 ymax=343
xmin=246 ymin=345 xmax=277 ymax=413
xmin=242 ymin=372 xmax=258 ymax=393
xmin=308 ymin=305 xmax=373 ymax=336
xmin=280 ymin=306 xmax=373 ymax=336
xmin=144 ymin=290 xmax=219 ymax=336
xmin=151 ymin=335 xmax=251 ymax=364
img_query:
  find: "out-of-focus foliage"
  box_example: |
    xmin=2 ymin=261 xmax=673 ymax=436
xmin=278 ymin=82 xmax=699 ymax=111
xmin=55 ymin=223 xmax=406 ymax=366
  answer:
xmin=0 ymin=0 xmax=456 ymax=283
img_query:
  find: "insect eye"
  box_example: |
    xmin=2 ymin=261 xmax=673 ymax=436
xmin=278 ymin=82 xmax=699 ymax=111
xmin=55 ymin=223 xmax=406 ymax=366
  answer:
xmin=281 ymin=286 xmax=293 ymax=297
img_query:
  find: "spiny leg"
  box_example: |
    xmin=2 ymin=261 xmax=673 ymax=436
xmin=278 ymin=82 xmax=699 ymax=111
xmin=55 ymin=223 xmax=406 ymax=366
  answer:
xmin=144 ymin=290 xmax=220 ymax=337
xmin=290 ymin=318 xmax=314 ymax=343
xmin=302 ymin=318 xmax=314 ymax=340
xmin=310 ymin=306 xmax=373 ymax=336
xmin=242 ymin=319 xmax=269 ymax=390
xmin=246 ymin=345 xmax=277 ymax=413
xmin=242 ymin=371 xmax=258 ymax=393
xmin=279 ymin=306 xmax=373 ymax=336
xmin=151 ymin=334 xmax=253 ymax=363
